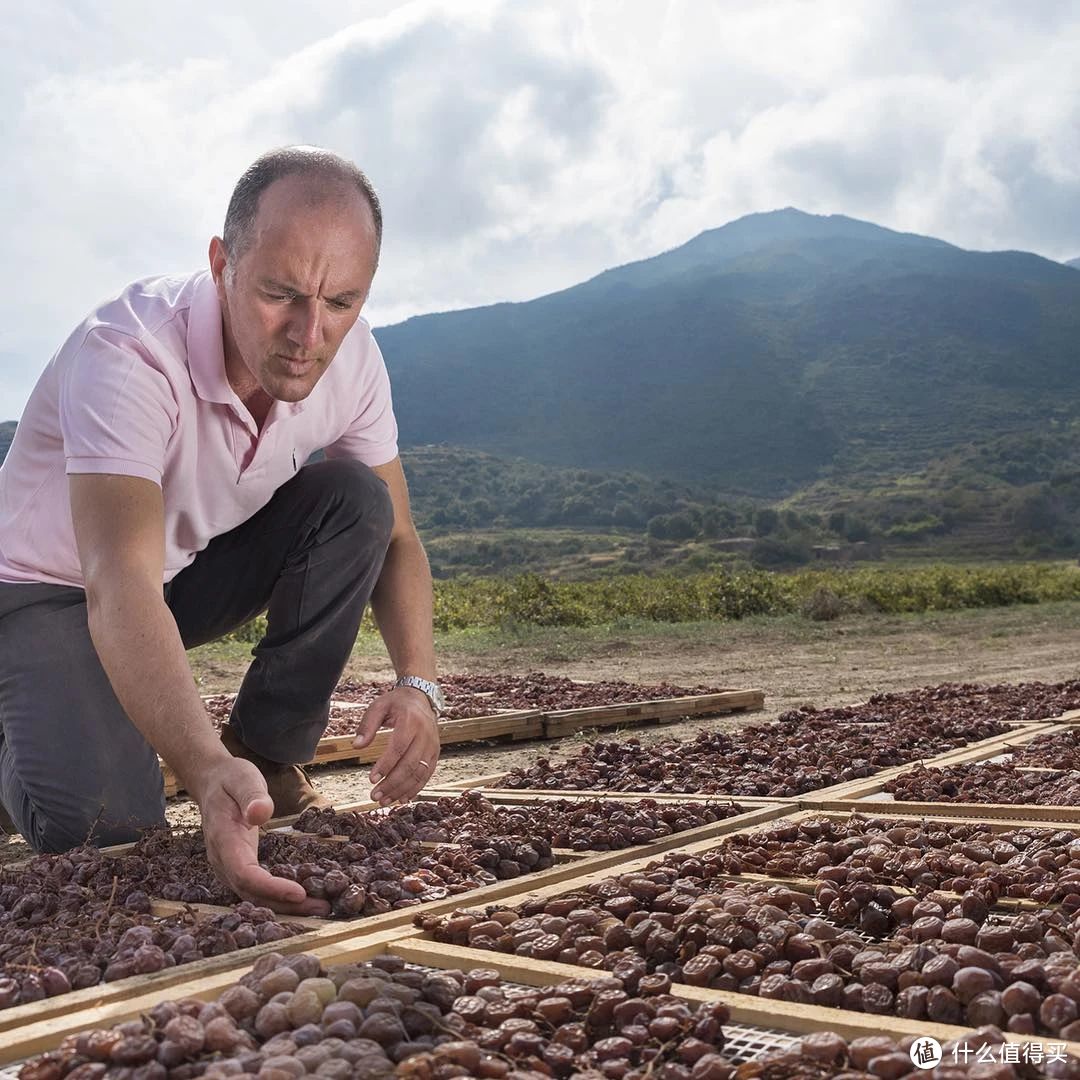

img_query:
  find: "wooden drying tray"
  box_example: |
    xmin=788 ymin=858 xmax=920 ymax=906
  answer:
xmin=790 ymin=721 xmax=1058 ymax=806
xmin=1008 ymin=707 xmax=1080 ymax=724
xmin=430 ymin=723 xmax=1046 ymax=804
xmin=161 ymin=685 xmax=764 ymax=796
xmin=10 ymin=825 xmax=1075 ymax=1070
xmin=805 ymin=720 xmax=1080 ymax=821
xmin=390 ymin=935 xmax=1080 ymax=1060
xmin=263 ymin=790 xmax=789 ymax=865
xmin=386 ymin=807 xmax=1080 ymax=1058
xmin=13 ymin=918 xmax=1073 ymax=1069
xmin=611 ymin=805 xmax=1080 ymax=915
xmin=440 ymin=801 xmax=1080 ymax=913
xmin=540 ymin=687 xmax=763 ymax=738
xmin=0 ymin=801 xmax=791 ymax=1056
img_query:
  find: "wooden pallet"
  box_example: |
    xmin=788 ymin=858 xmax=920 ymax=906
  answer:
xmin=162 ymin=686 xmax=762 ymax=795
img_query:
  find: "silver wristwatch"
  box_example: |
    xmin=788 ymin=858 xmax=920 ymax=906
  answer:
xmin=395 ymin=675 xmax=446 ymax=716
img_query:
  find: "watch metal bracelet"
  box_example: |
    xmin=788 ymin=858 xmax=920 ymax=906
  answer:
xmin=394 ymin=675 xmax=446 ymax=716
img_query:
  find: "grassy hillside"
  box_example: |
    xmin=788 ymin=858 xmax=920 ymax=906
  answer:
xmin=402 ymin=445 xmax=741 ymax=532
xmin=2 ymin=428 xmax=1077 ymax=571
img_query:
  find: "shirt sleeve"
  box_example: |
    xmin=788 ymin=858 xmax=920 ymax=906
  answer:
xmin=59 ymin=327 xmax=179 ymax=484
xmin=323 ymin=328 xmax=400 ymax=466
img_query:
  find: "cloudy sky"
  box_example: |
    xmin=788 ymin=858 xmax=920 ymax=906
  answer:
xmin=2 ymin=0 xmax=1079 ymax=419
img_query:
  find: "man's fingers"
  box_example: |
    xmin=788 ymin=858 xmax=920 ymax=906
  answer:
xmin=212 ymin=816 xmax=329 ymax=915
xmin=231 ymin=863 xmax=330 ymax=916
xmin=370 ymin=722 xmax=412 ymax=791
xmin=242 ymin=793 xmax=274 ymax=827
xmin=353 ymin=697 xmax=391 ymax=749
xmin=372 ymin=725 xmax=439 ymax=805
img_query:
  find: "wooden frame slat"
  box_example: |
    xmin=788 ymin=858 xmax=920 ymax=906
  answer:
xmin=540 ymin=688 xmax=764 ymax=738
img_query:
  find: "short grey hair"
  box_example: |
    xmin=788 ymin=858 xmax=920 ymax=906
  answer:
xmin=222 ymin=146 xmax=382 ymax=270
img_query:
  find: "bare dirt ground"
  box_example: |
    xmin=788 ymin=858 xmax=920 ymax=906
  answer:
xmin=4 ymin=601 xmax=1079 ymax=863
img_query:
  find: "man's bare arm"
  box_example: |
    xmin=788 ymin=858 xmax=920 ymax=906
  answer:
xmin=352 ymin=457 xmax=440 ymax=803
xmin=68 ymin=473 xmax=328 ymax=914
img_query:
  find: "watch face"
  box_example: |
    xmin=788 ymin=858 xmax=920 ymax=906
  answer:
xmin=431 ymin=684 xmax=447 ymax=712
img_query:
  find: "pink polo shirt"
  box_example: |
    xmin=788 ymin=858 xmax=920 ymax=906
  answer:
xmin=0 ymin=271 xmax=399 ymax=586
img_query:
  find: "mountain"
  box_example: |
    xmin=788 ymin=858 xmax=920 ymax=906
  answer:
xmin=0 ymin=421 xmax=14 ymax=463
xmin=378 ymin=208 xmax=1080 ymax=496
xmin=1067 ymin=257 xmax=1080 ymax=269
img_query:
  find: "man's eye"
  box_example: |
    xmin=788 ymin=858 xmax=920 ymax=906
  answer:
xmin=328 ymin=299 xmax=353 ymax=311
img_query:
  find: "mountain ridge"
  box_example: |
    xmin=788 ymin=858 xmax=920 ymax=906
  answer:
xmin=376 ymin=208 xmax=1080 ymax=498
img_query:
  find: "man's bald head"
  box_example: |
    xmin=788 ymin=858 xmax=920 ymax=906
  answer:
xmin=222 ymin=146 xmax=382 ymax=273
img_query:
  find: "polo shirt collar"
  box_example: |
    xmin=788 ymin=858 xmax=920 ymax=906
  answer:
xmin=186 ymin=271 xmax=235 ymax=406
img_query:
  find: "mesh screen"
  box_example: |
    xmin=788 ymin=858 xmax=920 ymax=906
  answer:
xmin=722 ymin=1021 xmax=802 ymax=1061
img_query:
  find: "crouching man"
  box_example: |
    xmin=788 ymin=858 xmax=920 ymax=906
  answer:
xmin=0 ymin=146 xmax=445 ymax=915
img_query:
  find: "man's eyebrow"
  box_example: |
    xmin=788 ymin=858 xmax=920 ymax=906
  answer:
xmin=261 ymin=278 xmax=303 ymax=294
xmin=260 ymin=279 xmax=363 ymax=302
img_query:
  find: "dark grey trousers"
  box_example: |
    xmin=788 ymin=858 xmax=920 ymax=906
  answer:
xmin=0 ymin=459 xmax=393 ymax=852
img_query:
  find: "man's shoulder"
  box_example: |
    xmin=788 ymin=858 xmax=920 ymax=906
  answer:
xmin=52 ymin=271 xmax=211 ymax=394
xmin=87 ymin=270 xmax=207 ymax=341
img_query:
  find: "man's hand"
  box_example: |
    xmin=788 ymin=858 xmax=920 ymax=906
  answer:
xmin=194 ymin=757 xmax=331 ymax=916
xmin=353 ymin=686 xmax=440 ymax=805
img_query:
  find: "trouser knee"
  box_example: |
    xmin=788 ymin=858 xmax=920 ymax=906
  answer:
xmin=299 ymin=459 xmax=395 ymax=557
xmin=28 ymin=797 xmax=166 ymax=853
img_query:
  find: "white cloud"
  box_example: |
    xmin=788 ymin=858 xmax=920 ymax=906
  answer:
xmin=2 ymin=0 xmax=1079 ymax=418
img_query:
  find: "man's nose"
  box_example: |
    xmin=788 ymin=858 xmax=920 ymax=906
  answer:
xmin=287 ymin=298 xmax=321 ymax=351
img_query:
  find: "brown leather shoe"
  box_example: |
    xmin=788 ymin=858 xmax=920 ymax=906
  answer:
xmin=220 ymin=726 xmax=332 ymax=817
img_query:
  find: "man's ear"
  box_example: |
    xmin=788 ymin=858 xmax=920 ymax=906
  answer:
xmin=209 ymin=236 xmax=228 ymax=287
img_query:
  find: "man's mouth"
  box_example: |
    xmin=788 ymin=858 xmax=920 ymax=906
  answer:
xmin=276 ymin=354 xmax=318 ymax=374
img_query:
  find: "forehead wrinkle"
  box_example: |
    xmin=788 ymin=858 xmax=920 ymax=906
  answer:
xmin=246 ymin=212 xmax=374 ymax=299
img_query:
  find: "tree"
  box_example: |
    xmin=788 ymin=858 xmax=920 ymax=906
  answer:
xmin=754 ymin=508 xmax=779 ymax=536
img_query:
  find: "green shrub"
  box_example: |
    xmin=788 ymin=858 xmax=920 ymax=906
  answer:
xmin=224 ymin=561 xmax=1080 ymax=639
xmin=227 ymin=615 xmax=266 ymax=643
